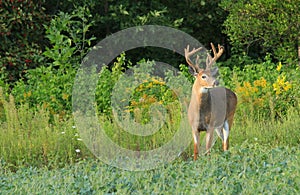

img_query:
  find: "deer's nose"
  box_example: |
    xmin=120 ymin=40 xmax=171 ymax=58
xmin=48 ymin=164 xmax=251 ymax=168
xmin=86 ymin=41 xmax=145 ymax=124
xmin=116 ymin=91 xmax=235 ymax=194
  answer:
xmin=213 ymin=80 xmax=219 ymax=86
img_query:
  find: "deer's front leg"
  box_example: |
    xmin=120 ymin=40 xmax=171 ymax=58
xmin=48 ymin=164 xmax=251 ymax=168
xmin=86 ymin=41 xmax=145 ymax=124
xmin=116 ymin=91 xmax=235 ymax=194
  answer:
xmin=205 ymin=128 xmax=214 ymax=154
xmin=223 ymin=138 xmax=229 ymax=151
xmin=192 ymin=130 xmax=199 ymax=161
xmin=222 ymin=120 xmax=230 ymax=151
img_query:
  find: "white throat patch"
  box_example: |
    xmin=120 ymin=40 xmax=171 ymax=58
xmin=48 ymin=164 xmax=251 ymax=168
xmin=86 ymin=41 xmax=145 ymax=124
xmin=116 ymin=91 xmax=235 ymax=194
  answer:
xmin=200 ymin=87 xmax=212 ymax=93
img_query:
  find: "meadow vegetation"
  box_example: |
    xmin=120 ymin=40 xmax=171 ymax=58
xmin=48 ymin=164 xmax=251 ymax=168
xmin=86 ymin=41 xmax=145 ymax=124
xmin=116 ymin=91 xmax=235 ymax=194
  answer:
xmin=1 ymin=54 xmax=299 ymax=193
xmin=1 ymin=135 xmax=299 ymax=194
xmin=1 ymin=1 xmax=300 ymax=194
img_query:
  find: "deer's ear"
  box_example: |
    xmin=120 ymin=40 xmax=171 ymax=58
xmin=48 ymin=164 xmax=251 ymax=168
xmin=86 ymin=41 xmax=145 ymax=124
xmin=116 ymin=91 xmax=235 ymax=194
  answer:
xmin=211 ymin=67 xmax=219 ymax=77
xmin=188 ymin=66 xmax=198 ymax=77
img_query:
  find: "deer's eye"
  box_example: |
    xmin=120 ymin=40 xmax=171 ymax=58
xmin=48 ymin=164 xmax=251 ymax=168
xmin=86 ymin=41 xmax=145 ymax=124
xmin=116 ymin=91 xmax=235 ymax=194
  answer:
xmin=201 ymin=74 xmax=207 ymax=79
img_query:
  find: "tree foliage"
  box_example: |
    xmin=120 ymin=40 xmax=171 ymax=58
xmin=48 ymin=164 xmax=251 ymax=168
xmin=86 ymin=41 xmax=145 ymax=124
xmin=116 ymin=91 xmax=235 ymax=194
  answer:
xmin=1 ymin=0 xmax=299 ymax=102
xmin=0 ymin=0 xmax=48 ymax=86
xmin=221 ymin=0 xmax=300 ymax=63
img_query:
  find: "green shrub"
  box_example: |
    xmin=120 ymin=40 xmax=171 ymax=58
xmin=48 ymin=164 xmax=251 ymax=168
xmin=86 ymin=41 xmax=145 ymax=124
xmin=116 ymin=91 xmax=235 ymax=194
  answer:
xmin=0 ymin=0 xmax=48 ymax=86
xmin=95 ymin=57 xmax=186 ymax=150
xmin=95 ymin=53 xmax=129 ymax=114
xmin=219 ymin=55 xmax=299 ymax=120
xmin=11 ymin=6 xmax=95 ymax=117
xmin=221 ymin=0 xmax=299 ymax=63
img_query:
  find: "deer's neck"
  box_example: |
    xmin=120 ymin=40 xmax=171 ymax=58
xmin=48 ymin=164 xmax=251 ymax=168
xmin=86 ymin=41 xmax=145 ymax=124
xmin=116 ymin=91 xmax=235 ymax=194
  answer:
xmin=191 ymin=85 xmax=210 ymax=105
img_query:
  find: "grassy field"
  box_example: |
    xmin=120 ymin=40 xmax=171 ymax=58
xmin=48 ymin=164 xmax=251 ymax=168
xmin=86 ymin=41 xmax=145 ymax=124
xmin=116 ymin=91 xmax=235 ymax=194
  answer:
xmin=1 ymin=103 xmax=300 ymax=194
xmin=1 ymin=82 xmax=300 ymax=194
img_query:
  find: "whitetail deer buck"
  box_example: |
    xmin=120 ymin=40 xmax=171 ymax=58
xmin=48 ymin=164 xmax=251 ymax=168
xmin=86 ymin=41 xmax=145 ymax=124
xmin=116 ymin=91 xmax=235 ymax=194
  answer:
xmin=185 ymin=43 xmax=237 ymax=161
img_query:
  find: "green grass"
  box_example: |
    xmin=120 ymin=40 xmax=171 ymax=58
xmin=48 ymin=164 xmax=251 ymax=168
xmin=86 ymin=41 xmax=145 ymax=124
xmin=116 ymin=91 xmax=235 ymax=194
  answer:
xmin=232 ymin=106 xmax=300 ymax=147
xmin=0 ymin=93 xmax=91 ymax=170
xmin=1 ymin=91 xmax=300 ymax=194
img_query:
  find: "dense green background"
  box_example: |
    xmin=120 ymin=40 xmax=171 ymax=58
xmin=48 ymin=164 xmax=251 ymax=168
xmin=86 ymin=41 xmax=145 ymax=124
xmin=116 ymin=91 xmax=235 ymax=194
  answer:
xmin=1 ymin=0 xmax=299 ymax=86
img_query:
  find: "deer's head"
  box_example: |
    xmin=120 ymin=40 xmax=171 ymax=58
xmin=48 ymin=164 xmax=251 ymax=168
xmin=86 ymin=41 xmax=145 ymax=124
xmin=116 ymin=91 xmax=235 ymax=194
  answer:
xmin=184 ymin=43 xmax=224 ymax=92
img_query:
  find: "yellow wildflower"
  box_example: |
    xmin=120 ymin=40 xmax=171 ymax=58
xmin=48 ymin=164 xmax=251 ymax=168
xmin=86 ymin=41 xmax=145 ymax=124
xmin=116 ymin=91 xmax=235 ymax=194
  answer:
xmin=283 ymin=83 xmax=292 ymax=91
xmin=276 ymin=62 xmax=282 ymax=71
xmin=254 ymin=98 xmax=264 ymax=106
xmin=252 ymin=87 xmax=259 ymax=93
xmin=147 ymin=96 xmax=157 ymax=104
xmin=253 ymin=77 xmax=267 ymax=88
xmin=62 ymin=93 xmax=69 ymax=100
xmin=147 ymin=82 xmax=153 ymax=88
xmin=260 ymin=78 xmax=267 ymax=88
xmin=273 ymin=82 xmax=281 ymax=95
xmin=243 ymin=81 xmax=251 ymax=88
xmin=131 ymin=100 xmax=138 ymax=106
xmin=272 ymin=75 xmax=292 ymax=95
xmin=142 ymin=94 xmax=147 ymax=100
xmin=43 ymin=102 xmax=49 ymax=109
xmin=151 ymin=77 xmax=165 ymax=85
xmin=51 ymin=96 xmax=56 ymax=102
xmin=23 ymin=91 xmax=32 ymax=98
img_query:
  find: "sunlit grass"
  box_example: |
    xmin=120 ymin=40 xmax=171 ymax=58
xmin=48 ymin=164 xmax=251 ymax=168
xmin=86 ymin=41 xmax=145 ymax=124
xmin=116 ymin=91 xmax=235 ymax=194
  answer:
xmin=232 ymin=106 xmax=300 ymax=147
xmin=0 ymin=91 xmax=91 ymax=170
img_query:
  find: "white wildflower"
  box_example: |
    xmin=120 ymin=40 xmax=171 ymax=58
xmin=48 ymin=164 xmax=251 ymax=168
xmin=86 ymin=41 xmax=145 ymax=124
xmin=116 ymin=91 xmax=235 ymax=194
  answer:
xmin=75 ymin=149 xmax=80 ymax=153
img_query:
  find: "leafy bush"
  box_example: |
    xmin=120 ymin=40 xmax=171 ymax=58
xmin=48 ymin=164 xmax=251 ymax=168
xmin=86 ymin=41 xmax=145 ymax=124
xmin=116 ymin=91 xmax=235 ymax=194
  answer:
xmin=11 ymin=6 xmax=95 ymax=117
xmin=0 ymin=0 xmax=48 ymax=86
xmin=95 ymin=57 xmax=188 ymax=150
xmin=220 ymin=55 xmax=299 ymax=120
xmin=95 ymin=53 xmax=129 ymax=114
xmin=43 ymin=6 xmax=95 ymax=67
xmin=221 ymin=0 xmax=299 ymax=63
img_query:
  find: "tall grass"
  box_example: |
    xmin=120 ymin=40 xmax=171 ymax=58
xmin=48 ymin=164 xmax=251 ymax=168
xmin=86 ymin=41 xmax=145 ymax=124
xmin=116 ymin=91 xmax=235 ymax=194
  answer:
xmin=232 ymin=106 xmax=300 ymax=147
xmin=0 ymin=87 xmax=299 ymax=170
xmin=0 ymin=89 xmax=91 ymax=170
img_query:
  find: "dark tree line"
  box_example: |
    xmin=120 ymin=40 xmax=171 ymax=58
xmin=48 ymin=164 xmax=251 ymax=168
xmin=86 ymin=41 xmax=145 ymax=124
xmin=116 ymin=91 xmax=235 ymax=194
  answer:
xmin=1 ymin=0 xmax=299 ymax=87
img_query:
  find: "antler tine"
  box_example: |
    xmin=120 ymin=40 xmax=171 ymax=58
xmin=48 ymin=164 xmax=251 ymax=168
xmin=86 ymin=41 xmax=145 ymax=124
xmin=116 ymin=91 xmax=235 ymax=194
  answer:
xmin=184 ymin=45 xmax=202 ymax=73
xmin=206 ymin=42 xmax=224 ymax=69
xmin=206 ymin=53 xmax=212 ymax=68
xmin=195 ymin=55 xmax=200 ymax=67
